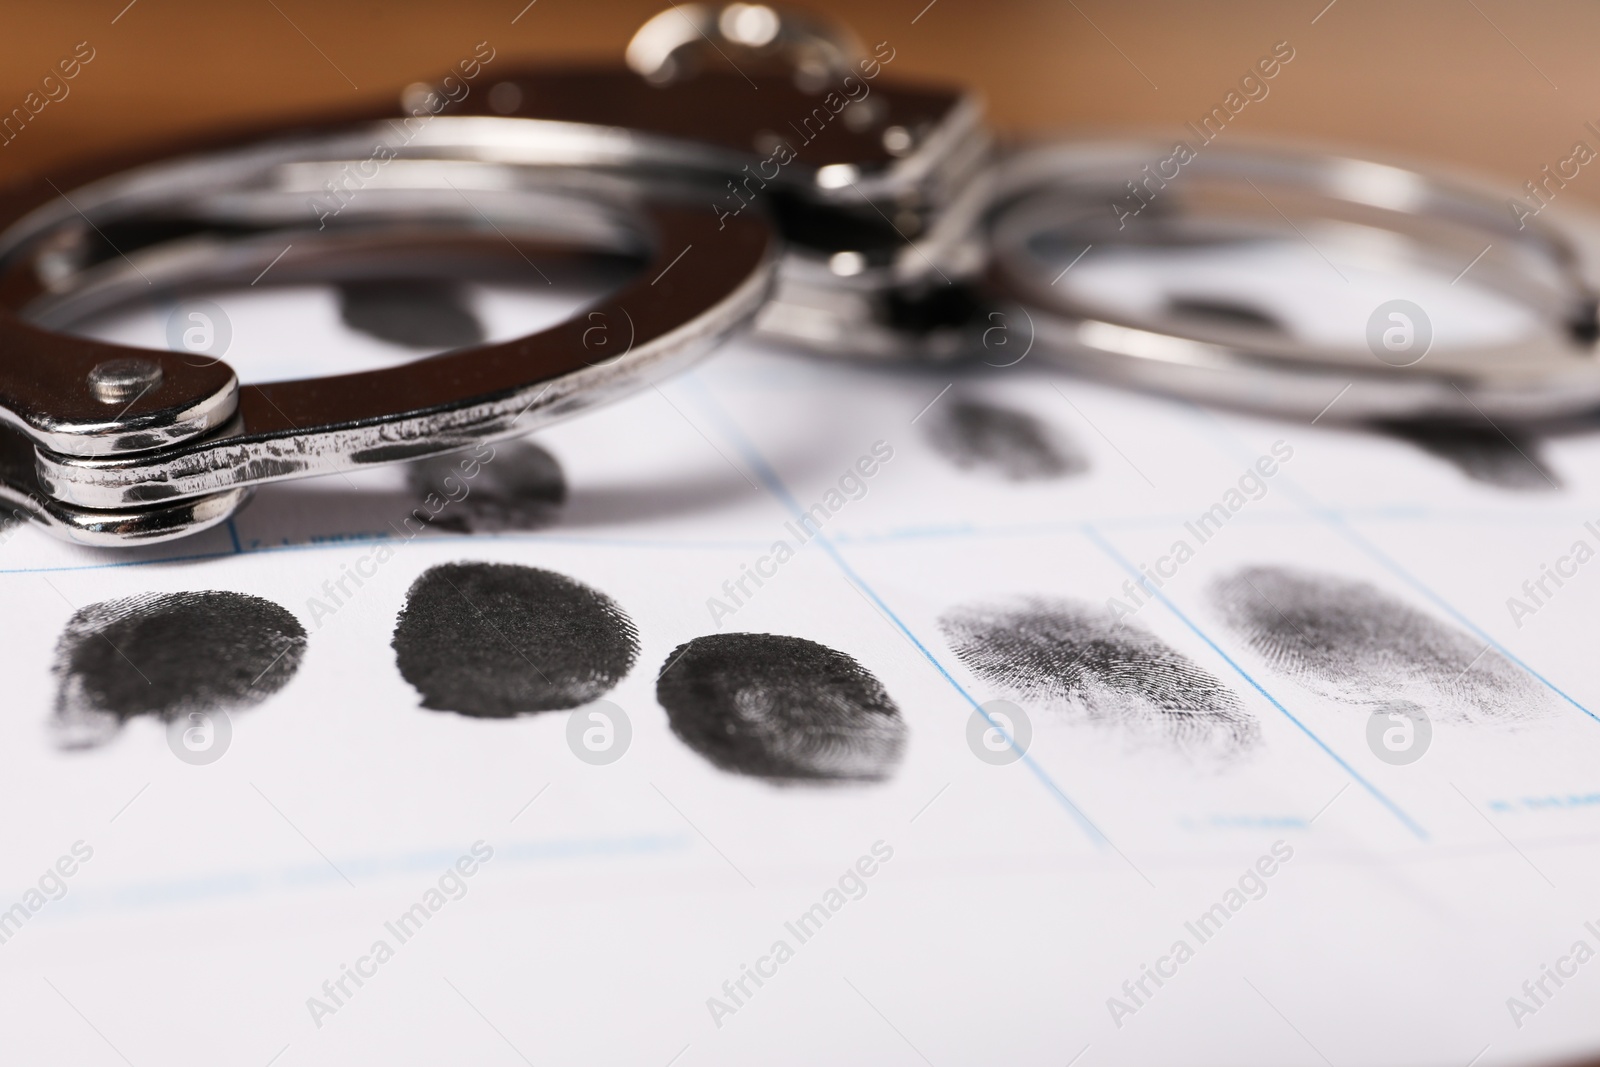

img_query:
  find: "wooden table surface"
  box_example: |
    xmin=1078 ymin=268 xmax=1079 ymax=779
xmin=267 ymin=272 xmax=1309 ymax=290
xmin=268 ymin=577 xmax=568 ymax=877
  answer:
xmin=2 ymin=0 xmax=1599 ymax=210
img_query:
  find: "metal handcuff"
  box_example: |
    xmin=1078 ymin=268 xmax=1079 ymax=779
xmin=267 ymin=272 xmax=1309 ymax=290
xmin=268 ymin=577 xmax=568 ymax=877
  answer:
xmin=4 ymin=4 xmax=1599 ymax=546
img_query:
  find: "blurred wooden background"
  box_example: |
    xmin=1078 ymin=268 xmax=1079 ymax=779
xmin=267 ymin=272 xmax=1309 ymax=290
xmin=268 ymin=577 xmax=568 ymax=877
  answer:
xmin=2 ymin=0 xmax=1598 ymax=205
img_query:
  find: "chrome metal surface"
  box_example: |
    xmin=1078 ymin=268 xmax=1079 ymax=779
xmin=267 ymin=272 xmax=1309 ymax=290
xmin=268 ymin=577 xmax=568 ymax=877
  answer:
xmin=984 ymin=140 xmax=1600 ymax=421
xmin=10 ymin=3 xmax=1600 ymax=547
xmin=0 ymin=421 xmax=246 ymax=545
xmin=14 ymin=188 xmax=772 ymax=511
xmin=0 ymin=1 xmax=981 ymax=544
xmin=0 ymin=142 xmax=774 ymax=540
xmin=87 ymin=358 xmax=164 ymax=406
xmin=626 ymin=3 xmax=864 ymax=88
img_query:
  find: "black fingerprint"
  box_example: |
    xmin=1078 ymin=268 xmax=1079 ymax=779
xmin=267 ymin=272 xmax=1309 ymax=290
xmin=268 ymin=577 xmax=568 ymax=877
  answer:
xmin=940 ymin=596 xmax=1258 ymax=758
xmin=405 ymin=440 xmax=566 ymax=533
xmin=1210 ymin=565 xmax=1553 ymax=722
xmin=338 ymin=279 xmax=485 ymax=350
xmin=1375 ymin=420 xmax=1559 ymax=492
xmin=52 ymin=591 xmax=307 ymax=748
xmin=923 ymin=397 xmax=1086 ymax=482
xmin=1166 ymin=295 xmax=1286 ymax=334
xmin=392 ymin=562 xmax=638 ymax=717
xmin=656 ymin=634 xmax=906 ymax=782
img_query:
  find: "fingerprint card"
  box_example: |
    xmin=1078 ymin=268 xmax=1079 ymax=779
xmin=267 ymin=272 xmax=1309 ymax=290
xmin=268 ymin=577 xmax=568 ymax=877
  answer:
xmin=1 ymin=280 xmax=1599 ymax=1067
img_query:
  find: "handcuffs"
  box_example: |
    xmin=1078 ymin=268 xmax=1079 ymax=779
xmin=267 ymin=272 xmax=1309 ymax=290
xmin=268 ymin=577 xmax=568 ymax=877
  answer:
xmin=4 ymin=4 xmax=1600 ymax=546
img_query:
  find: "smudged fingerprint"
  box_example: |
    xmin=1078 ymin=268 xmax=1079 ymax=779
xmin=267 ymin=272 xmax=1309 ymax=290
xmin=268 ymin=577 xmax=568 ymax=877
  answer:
xmin=406 ymin=439 xmax=567 ymax=533
xmin=338 ymin=279 xmax=485 ymax=350
xmin=392 ymin=562 xmax=637 ymax=717
xmin=1209 ymin=565 xmax=1554 ymax=723
xmin=52 ymin=591 xmax=307 ymax=749
xmin=1165 ymin=294 xmax=1286 ymax=334
xmin=923 ymin=396 xmax=1086 ymax=482
xmin=656 ymin=634 xmax=906 ymax=782
xmin=940 ymin=596 xmax=1258 ymax=758
xmin=1375 ymin=420 xmax=1559 ymax=492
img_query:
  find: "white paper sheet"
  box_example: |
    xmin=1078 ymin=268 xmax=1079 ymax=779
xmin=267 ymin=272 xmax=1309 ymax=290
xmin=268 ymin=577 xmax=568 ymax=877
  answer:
xmin=4 ymin=268 xmax=1600 ymax=1067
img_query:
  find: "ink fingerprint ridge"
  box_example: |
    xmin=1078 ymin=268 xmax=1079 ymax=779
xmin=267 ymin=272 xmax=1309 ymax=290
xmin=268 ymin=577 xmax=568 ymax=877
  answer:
xmin=1208 ymin=564 xmax=1553 ymax=723
xmin=923 ymin=396 xmax=1087 ymax=482
xmin=1375 ymin=420 xmax=1560 ymax=492
xmin=405 ymin=439 xmax=567 ymax=534
xmin=939 ymin=595 xmax=1258 ymax=758
xmin=338 ymin=278 xmax=486 ymax=351
xmin=392 ymin=561 xmax=638 ymax=717
xmin=656 ymin=633 xmax=906 ymax=783
xmin=52 ymin=590 xmax=307 ymax=748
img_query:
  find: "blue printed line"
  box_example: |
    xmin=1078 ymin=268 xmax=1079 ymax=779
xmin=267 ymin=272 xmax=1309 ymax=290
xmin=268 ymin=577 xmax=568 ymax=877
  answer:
xmin=1082 ymin=523 xmax=1430 ymax=842
xmin=225 ymin=518 xmax=242 ymax=554
xmin=9 ymin=501 xmax=1600 ymax=578
xmin=0 ymin=531 xmax=790 ymax=575
xmin=0 ymin=548 xmax=240 ymax=574
xmin=38 ymin=834 xmax=690 ymax=917
xmin=680 ymin=375 xmax=1111 ymax=847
